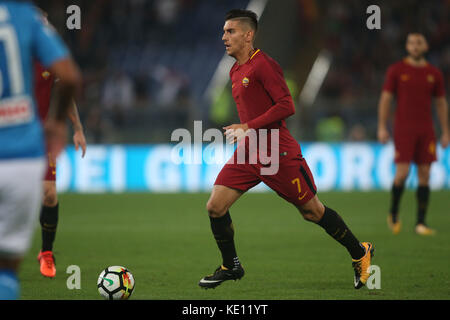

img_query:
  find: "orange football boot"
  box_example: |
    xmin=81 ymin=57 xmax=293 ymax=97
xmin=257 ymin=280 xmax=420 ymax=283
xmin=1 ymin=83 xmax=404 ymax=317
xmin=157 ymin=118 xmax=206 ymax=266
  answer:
xmin=387 ymin=214 xmax=401 ymax=235
xmin=415 ymin=224 xmax=436 ymax=236
xmin=352 ymin=242 xmax=374 ymax=289
xmin=37 ymin=251 xmax=56 ymax=278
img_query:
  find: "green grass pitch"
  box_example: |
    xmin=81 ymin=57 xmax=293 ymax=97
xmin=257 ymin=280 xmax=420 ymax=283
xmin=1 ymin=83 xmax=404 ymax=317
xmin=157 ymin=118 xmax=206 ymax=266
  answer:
xmin=19 ymin=191 xmax=450 ymax=300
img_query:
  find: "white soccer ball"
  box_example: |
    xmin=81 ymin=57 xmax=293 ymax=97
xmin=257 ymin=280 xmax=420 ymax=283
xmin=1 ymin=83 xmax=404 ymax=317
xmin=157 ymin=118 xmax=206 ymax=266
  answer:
xmin=97 ymin=266 xmax=135 ymax=300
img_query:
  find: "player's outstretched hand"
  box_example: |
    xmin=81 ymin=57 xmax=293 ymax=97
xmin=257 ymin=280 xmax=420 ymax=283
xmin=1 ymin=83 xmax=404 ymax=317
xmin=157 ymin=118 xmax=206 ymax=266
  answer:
xmin=45 ymin=119 xmax=68 ymax=157
xmin=73 ymin=129 xmax=87 ymax=158
xmin=223 ymin=123 xmax=249 ymax=144
xmin=441 ymin=132 xmax=449 ymax=149
xmin=377 ymin=126 xmax=390 ymax=144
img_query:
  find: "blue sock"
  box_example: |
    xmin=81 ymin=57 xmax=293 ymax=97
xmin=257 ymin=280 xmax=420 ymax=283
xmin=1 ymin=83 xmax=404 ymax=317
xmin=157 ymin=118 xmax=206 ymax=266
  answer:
xmin=0 ymin=270 xmax=20 ymax=300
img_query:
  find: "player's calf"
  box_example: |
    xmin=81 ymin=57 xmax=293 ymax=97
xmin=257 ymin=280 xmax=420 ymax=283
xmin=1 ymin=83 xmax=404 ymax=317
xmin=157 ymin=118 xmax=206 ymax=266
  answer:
xmin=389 ymin=183 xmax=405 ymax=225
xmin=43 ymin=181 xmax=58 ymax=207
xmin=39 ymin=191 xmax=59 ymax=278
xmin=209 ymin=211 xmax=240 ymax=269
xmin=297 ymin=198 xmax=366 ymax=260
xmin=201 ymin=208 xmax=243 ymax=289
xmin=315 ymin=205 xmax=366 ymax=260
xmin=40 ymin=203 xmax=59 ymax=252
xmin=313 ymin=205 xmax=375 ymax=288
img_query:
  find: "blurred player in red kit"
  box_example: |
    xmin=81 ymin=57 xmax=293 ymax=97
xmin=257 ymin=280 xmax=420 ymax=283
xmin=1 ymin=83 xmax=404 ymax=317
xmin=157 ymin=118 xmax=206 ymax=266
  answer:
xmin=34 ymin=26 xmax=86 ymax=277
xmin=198 ymin=9 xmax=373 ymax=290
xmin=378 ymin=32 xmax=449 ymax=235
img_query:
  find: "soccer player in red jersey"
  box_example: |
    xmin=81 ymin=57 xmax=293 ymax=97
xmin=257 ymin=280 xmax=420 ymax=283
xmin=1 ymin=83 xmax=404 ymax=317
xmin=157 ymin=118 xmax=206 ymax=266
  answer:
xmin=34 ymin=60 xmax=86 ymax=277
xmin=378 ymin=33 xmax=449 ymax=236
xmin=198 ymin=9 xmax=373 ymax=290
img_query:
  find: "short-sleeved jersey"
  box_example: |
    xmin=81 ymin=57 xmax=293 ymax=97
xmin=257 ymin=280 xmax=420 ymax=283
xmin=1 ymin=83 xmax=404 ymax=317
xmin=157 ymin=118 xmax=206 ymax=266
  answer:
xmin=382 ymin=59 xmax=446 ymax=133
xmin=230 ymin=49 xmax=299 ymax=153
xmin=0 ymin=2 xmax=68 ymax=159
xmin=34 ymin=62 xmax=54 ymax=122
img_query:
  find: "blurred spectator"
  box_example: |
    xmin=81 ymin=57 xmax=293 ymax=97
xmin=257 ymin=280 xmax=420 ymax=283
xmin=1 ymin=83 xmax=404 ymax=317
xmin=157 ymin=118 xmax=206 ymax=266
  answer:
xmin=101 ymin=71 xmax=136 ymax=126
xmin=151 ymin=65 xmax=189 ymax=108
xmin=316 ymin=116 xmax=345 ymax=142
xmin=85 ymin=107 xmax=112 ymax=143
xmin=348 ymin=124 xmax=368 ymax=142
xmin=210 ymin=85 xmax=233 ymax=126
xmin=154 ymin=0 xmax=181 ymax=26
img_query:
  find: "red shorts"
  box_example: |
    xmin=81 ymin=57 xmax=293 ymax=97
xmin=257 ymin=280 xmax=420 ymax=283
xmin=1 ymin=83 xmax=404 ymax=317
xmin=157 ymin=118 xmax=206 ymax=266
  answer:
xmin=43 ymin=152 xmax=56 ymax=181
xmin=215 ymin=150 xmax=317 ymax=206
xmin=394 ymin=129 xmax=437 ymax=164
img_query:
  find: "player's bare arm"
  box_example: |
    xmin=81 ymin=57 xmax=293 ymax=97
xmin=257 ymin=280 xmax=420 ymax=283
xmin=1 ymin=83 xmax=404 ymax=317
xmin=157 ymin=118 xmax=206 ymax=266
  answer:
xmin=46 ymin=58 xmax=82 ymax=156
xmin=68 ymin=100 xmax=87 ymax=157
xmin=436 ymin=96 xmax=449 ymax=148
xmin=49 ymin=58 xmax=82 ymax=120
xmin=377 ymin=90 xmax=393 ymax=143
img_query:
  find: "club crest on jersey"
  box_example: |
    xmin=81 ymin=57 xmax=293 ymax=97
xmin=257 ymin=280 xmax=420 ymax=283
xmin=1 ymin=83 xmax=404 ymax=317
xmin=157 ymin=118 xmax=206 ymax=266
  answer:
xmin=242 ymin=77 xmax=250 ymax=87
xmin=429 ymin=141 xmax=435 ymax=155
xmin=400 ymin=74 xmax=409 ymax=81
xmin=42 ymin=70 xmax=51 ymax=79
xmin=427 ymin=74 xmax=435 ymax=83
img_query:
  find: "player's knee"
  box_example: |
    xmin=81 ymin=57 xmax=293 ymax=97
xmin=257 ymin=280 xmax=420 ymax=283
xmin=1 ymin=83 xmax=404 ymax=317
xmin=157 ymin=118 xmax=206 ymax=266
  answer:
xmin=418 ymin=169 xmax=430 ymax=184
xmin=298 ymin=203 xmax=323 ymax=222
xmin=300 ymin=209 xmax=323 ymax=223
xmin=418 ymin=177 xmax=430 ymax=186
xmin=206 ymin=200 xmax=227 ymax=218
xmin=300 ymin=210 xmax=317 ymax=222
xmin=394 ymin=172 xmax=408 ymax=185
xmin=43 ymin=187 xmax=58 ymax=207
xmin=297 ymin=197 xmax=324 ymax=223
xmin=394 ymin=167 xmax=410 ymax=184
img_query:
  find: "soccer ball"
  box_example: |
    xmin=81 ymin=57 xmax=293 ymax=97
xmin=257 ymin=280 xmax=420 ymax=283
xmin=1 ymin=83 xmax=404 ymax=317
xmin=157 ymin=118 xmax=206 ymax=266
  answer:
xmin=97 ymin=266 xmax=135 ymax=300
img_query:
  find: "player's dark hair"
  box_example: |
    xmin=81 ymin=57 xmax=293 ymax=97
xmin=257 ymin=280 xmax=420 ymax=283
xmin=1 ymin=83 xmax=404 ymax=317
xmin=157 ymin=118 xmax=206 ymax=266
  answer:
xmin=405 ymin=30 xmax=428 ymax=41
xmin=225 ymin=9 xmax=258 ymax=32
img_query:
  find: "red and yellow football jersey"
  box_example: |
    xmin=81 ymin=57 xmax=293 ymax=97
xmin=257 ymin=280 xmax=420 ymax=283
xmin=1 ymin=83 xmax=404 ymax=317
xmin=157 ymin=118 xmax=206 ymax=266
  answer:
xmin=230 ymin=49 xmax=299 ymax=152
xmin=34 ymin=61 xmax=54 ymax=122
xmin=383 ymin=59 xmax=445 ymax=133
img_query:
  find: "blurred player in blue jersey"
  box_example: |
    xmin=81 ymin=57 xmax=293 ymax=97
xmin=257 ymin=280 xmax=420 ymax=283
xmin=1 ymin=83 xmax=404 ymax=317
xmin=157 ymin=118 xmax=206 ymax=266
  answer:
xmin=0 ymin=1 xmax=81 ymax=299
